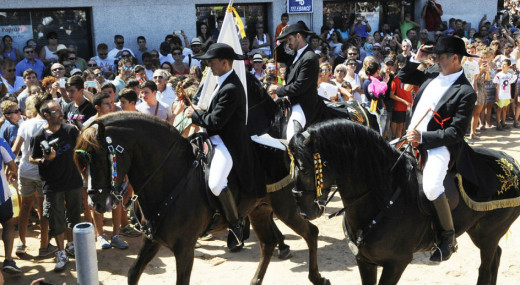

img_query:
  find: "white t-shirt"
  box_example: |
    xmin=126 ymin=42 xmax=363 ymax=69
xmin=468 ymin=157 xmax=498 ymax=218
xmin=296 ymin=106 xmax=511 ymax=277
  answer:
xmin=107 ymin=47 xmax=135 ymax=60
xmin=493 ymin=71 xmax=514 ymax=100
xmin=159 ymin=54 xmax=174 ymax=65
xmin=17 ymin=118 xmax=47 ymax=180
xmin=136 ymin=100 xmax=172 ymax=121
xmin=156 ymin=86 xmax=177 ymax=108
xmin=91 ymin=56 xmax=115 ymax=73
xmin=462 ymin=60 xmax=479 ymax=86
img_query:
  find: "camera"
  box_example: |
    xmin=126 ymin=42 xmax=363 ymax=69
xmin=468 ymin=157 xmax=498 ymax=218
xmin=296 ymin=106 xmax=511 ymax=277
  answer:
xmin=40 ymin=138 xmax=60 ymax=155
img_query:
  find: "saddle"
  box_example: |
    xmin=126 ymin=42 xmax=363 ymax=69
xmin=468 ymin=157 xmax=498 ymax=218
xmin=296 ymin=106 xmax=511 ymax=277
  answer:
xmin=323 ymin=100 xmax=370 ymax=125
xmin=188 ymin=133 xmax=219 ymax=210
xmin=396 ymin=142 xmax=520 ymax=215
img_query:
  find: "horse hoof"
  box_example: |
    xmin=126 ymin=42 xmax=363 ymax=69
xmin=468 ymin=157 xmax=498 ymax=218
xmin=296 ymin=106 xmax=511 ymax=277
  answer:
xmin=278 ymin=246 xmax=292 ymax=260
xmin=250 ymin=278 xmax=262 ymax=285
xmin=322 ymin=279 xmax=331 ymax=285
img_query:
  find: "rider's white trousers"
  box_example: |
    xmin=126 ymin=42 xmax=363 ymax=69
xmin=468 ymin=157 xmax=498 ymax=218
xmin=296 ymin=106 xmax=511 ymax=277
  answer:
xmin=286 ymin=103 xmax=307 ymax=140
xmin=208 ymin=135 xmax=233 ymax=196
xmin=423 ymin=146 xmax=450 ymax=201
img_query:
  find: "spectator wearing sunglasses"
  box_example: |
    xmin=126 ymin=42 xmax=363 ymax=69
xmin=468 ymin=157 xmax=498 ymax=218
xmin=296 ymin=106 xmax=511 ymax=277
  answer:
xmin=0 ymin=100 xmax=22 ymax=145
xmin=16 ymin=46 xmax=45 ymax=80
xmin=57 ymin=47 xmax=86 ymax=72
xmin=1 ymin=59 xmax=25 ymax=94
xmin=90 ymin=43 xmax=114 ymax=73
xmin=107 ymin=35 xmax=135 ymax=61
xmin=39 ymin=31 xmax=66 ymax=66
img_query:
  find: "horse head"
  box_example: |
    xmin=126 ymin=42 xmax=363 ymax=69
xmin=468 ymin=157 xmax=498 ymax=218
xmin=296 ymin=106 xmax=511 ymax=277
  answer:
xmin=74 ymin=121 xmax=128 ymax=214
xmin=288 ymin=122 xmax=333 ymax=220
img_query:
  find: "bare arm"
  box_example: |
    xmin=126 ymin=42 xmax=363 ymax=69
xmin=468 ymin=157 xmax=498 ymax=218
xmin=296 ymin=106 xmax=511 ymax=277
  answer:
xmin=11 ymin=136 xmax=24 ymax=156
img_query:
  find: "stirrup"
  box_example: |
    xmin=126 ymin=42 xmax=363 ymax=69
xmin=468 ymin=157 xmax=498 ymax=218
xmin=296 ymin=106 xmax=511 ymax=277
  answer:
xmin=228 ymin=228 xmax=243 ymax=247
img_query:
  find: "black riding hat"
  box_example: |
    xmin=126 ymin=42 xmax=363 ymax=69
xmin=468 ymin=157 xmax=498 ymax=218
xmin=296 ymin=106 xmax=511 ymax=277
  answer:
xmin=276 ymin=22 xmax=316 ymax=41
xmin=194 ymin=43 xmax=246 ymax=60
xmin=423 ymin=36 xmax=478 ymax=57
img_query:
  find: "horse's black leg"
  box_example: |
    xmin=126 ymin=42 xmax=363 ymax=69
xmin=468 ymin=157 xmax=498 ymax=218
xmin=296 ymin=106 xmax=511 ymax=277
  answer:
xmin=356 ymin=258 xmax=377 ymax=285
xmin=128 ymin=238 xmax=161 ymax=285
xmin=490 ymin=246 xmax=502 ymax=285
xmin=172 ymin=239 xmax=196 ymax=285
xmin=248 ymin=204 xmax=278 ymax=285
xmin=269 ymin=188 xmax=329 ymax=285
xmin=377 ymin=260 xmax=410 ymax=285
xmin=467 ymin=221 xmax=508 ymax=285
xmin=270 ymin=212 xmax=291 ymax=259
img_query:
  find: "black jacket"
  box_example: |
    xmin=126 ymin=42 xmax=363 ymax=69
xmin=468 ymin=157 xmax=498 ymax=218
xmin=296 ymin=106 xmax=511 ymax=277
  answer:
xmin=192 ymin=71 xmax=266 ymax=197
xmin=397 ymin=60 xmax=477 ymax=162
xmin=275 ymin=44 xmax=329 ymax=125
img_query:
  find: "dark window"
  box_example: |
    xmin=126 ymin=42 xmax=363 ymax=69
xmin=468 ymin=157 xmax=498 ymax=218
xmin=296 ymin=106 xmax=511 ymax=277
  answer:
xmin=0 ymin=8 xmax=93 ymax=60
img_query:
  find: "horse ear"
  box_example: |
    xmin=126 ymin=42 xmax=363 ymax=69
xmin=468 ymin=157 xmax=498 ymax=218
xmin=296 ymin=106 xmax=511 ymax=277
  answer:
xmin=293 ymin=120 xmax=304 ymax=135
xmin=96 ymin=122 xmax=105 ymax=141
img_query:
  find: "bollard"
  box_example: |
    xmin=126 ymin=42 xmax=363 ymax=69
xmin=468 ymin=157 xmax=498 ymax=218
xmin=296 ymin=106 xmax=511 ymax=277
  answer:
xmin=73 ymin=222 xmax=99 ymax=285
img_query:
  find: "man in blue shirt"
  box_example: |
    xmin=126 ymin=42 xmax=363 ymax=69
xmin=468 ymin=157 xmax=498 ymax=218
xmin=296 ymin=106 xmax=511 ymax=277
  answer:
xmin=15 ymin=46 xmax=45 ymax=80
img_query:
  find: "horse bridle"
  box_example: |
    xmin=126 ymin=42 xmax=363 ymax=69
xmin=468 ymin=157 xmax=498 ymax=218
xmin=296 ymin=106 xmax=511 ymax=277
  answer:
xmin=289 ymin=131 xmax=326 ymax=198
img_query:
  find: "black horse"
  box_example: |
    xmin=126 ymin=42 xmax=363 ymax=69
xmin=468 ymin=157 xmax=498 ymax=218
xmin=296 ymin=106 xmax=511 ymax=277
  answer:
xmin=289 ymin=119 xmax=520 ymax=285
xmin=74 ymin=112 xmax=329 ymax=285
xmin=273 ymin=99 xmax=380 ymax=220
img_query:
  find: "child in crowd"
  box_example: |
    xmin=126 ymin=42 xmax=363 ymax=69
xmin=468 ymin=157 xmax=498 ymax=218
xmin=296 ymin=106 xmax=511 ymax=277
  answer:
xmin=493 ymin=59 xmax=514 ymax=130
xmin=340 ymin=81 xmax=353 ymax=102
xmin=364 ymin=35 xmax=375 ymax=57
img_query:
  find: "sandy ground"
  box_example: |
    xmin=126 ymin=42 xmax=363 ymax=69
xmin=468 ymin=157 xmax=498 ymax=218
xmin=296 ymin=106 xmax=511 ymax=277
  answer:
xmin=4 ymin=126 xmax=520 ymax=285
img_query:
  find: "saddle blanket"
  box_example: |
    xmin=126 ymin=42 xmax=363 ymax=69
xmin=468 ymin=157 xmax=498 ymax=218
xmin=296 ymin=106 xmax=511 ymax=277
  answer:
xmin=251 ymin=134 xmax=286 ymax=151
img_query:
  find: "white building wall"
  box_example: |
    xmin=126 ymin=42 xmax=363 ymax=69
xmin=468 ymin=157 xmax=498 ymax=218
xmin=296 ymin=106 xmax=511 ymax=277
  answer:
xmin=2 ymin=0 xmax=323 ymax=56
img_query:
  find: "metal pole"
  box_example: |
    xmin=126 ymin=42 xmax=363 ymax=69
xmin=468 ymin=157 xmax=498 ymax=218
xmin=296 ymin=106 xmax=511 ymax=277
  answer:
xmin=73 ymin=222 xmax=99 ymax=285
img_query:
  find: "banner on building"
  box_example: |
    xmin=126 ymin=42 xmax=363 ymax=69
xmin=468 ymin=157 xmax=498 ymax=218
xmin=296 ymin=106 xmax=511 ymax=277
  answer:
xmin=0 ymin=25 xmax=33 ymax=52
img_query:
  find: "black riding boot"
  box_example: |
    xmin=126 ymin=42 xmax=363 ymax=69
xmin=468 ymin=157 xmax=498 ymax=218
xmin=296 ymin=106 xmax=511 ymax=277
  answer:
xmin=218 ymin=187 xmax=244 ymax=247
xmin=430 ymin=193 xmax=457 ymax=262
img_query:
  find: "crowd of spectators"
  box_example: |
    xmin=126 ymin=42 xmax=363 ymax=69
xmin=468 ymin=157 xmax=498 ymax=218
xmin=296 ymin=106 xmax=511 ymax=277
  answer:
xmin=0 ymin=0 xmax=518 ymax=281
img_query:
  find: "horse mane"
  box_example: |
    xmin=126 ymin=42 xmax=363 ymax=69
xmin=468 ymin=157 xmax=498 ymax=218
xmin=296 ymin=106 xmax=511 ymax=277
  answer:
xmin=292 ymin=119 xmax=415 ymax=206
xmin=75 ymin=112 xmax=192 ymax=168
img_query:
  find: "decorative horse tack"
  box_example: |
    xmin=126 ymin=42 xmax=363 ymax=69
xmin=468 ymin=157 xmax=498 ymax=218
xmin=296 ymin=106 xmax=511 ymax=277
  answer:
xmin=314 ymin=153 xmax=324 ymax=197
xmin=106 ymin=136 xmax=126 ymax=202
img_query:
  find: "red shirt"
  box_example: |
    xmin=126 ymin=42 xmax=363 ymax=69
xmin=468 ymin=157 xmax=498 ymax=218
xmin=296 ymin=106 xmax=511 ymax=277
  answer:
xmin=424 ymin=3 xmax=443 ymax=31
xmin=391 ymin=77 xmax=413 ymax=112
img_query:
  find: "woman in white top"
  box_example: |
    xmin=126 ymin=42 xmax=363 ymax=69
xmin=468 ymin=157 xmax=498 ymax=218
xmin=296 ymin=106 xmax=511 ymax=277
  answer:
xmin=252 ymin=23 xmax=272 ymax=58
xmin=39 ymin=31 xmax=66 ymax=65
xmin=328 ymin=30 xmax=343 ymax=57
xmin=344 ymin=58 xmax=364 ymax=103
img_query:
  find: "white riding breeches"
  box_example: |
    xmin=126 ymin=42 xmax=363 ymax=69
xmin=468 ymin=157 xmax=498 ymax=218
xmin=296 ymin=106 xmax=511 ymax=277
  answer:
xmin=422 ymin=146 xmax=450 ymax=201
xmin=286 ymin=103 xmax=307 ymax=140
xmin=208 ymin=135 xmax=233 ymax=196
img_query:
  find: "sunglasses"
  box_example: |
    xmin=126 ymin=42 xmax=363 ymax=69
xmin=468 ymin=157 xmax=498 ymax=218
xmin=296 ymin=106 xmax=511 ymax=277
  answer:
xmin=320 ymin=69 xmax=330 ymax=72
xmin=52 ymin=67 xmax=65 ymax=72
xmin=28 ymin=42 xmax=37 ymax=46
xmin=121 ymin=54 xmax=132 ymax=58
xmin=25 ymin=50 xmax=34 ymax=54
xmin=116 ymin=41 xmax=124 ymax=45
xmin=153 ymin=75 xmax=164 ymax=79
xmin=95 ymin=72 xmax=104 ymax=76
xmin=50 ymin=109 xmax=63 ymax=115
xmin=267 ymin=66 xmax=277 ymax=70
xmin=123 ymin=66 xmax=133 ymax=70
xmin=386 ymin=62 xmax=394 ymax=66
xmin=172 ymin=52 xmax=182 ymax=56
xmin=348 ymin=53 xmax=357 ymax=56
xmin=5 ymin=109 xmax=21 ymax=115
xmin=48 ymin=37 xmax=57 ymax=40
xmin=347 ymin=62 xmax=356 ymax=66
xmin=98 ymin=53 xmax=108 ymax=56
xmin=336 ymin=69 xmax=346 ymax=73
xmin=88 ymin=63 xmax=98 ymax=67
